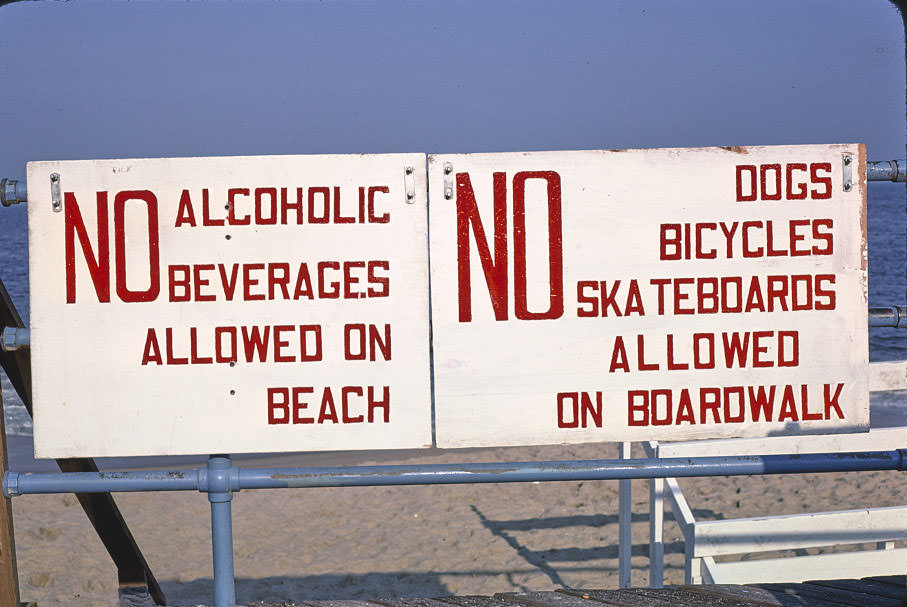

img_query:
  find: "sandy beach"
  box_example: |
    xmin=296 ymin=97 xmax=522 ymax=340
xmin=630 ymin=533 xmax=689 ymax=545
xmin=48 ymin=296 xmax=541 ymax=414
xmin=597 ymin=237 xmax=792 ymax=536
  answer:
xmin=7 ymin=434 xmax=907 ymax=607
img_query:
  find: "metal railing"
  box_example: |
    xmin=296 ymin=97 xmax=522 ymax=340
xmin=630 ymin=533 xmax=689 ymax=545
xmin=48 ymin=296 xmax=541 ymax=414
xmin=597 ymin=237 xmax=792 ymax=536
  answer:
xmin=0 ymin=161 xmax=904 ymax=607
xmin=4 ymin=451 xmax=907 ymax=607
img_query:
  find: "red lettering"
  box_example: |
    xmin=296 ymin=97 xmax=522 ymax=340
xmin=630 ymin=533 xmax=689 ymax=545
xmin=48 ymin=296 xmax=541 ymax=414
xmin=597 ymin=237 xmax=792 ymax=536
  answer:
xmin=367 ymin=261 xmax=390 ymax=297
xmin=609 ymin=336 xmax=630 ymax=373
xmin=255 ymin=188 xmax=278 ymax=225
xmin=457 ymin=172 xmax=508 ymax=321
xmin=308 ymin=187 xmax=330 ymax=223
xmin=786 ymin=163 xmax=808 ymax=199
xmin=637 ymin=334 xmax=659 ymax=371
xmin=368 ymin=386 xmax=390 ymax=423
xmin=268 ymin=388 xmax=289 ymax=424
xmin=342 ymin=386 xmax=364 ymax=423
xmin=226 ymin=189 xmax=249 ymax=225
xmin=512 ymin=171 xmax=563 ymax=320
xmin=628 ymin=391 xmax=648 ymax=426
xmin=723 ymin=387 xmax=745 ymax=423
xmin=174 ymin=189 xmax=197 ymax=227
xmin=141 ymin=328 xmax=162 ymax=365
xmin=242 ymin=326 xmax=270 ymax=362
xmin=204 ymin=189 xmax=225 ymax=226
xmin=824 ymin=383 xmax=845 ymax=419
xmin=113 ymin=191 xmax=160 ymax=302
xmin=660 ymin=224 xmax=681 ymax=260
xmin=368 ymin=186 xmax=390 ymax=223
xmin=748 ymin=385 xmax=775 ymax=422
xmin=65 ymin=192 xmax=110 ymax=303
xmin=194 ymin=264 xmax=215 ymax=302
xmin=189 ymin=327 xmax=212 ymax=364
xmin=760 ymin=164 xmax=782 ymax=200
xmin=736 ymin=165 xmax=757 ymax=201
xmin=810 ymin=162 xmax=832 ymax=199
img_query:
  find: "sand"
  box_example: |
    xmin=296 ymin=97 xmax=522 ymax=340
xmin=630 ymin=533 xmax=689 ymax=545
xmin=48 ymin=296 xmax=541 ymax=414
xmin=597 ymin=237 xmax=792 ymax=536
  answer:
xmin=7 ymin=438 xmax=907 ymax=607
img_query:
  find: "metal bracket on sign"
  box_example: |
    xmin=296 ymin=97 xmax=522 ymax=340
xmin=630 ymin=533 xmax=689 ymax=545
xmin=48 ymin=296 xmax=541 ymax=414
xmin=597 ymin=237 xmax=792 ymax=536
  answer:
xmin=404 ymin=166 xmax=416 ymax=204
xmin=50 ymin=173 xmax=62 ymax=212
xmin=443 ymin=163 xmax=453 ymax=200
xmin=842 ymin=154 xmax=853 ymax=192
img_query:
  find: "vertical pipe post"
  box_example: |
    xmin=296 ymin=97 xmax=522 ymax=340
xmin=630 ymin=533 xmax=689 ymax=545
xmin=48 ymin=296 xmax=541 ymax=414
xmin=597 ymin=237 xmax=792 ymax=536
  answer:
xmin=207 ymin=456 xmax=236 ymax=607
xmin=618 ymin=442 xmax=632 ymax=588
xmin=648 ymin=477 xmax=664 ymax=588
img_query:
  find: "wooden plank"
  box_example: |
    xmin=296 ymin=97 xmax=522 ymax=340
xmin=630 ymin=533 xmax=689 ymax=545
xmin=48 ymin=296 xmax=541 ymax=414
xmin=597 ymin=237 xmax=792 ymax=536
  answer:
xmin=656 ymin=426 xmax=906 ymax=458
xmin=497 ymin=591 xmax=602 ymax=607
xmin=560 ymin=588 xmax=678 ymax=606
xmin=692 ymin=508 xmax=907 ymax=557
xmin=0 ymin=383 xmax=20 ymax=607
xmin=434 ymin=596 xmax=515 ymax=607
xmin=0 ymin=277 xmax=165 ymax=605
xmin=806 ymin=579 xmax=904 ymax=601
xmin=674 ymin=585 xmax=792 ymax=606
xmin=664 ymin=477 xmax=695 ymax=535
xmin=0 ymin=281 xmax=30 ymax=412
xmin=369 ymin=599 xmax=459 ymax=607
xmin=739 ymin=585 xmax=852 ymax=607
xmin=250 ymin=603 xmax=366 ymax=607
xmin=756 ymin=583 xmax=901 ymax=607
xmin=863 ymin=576 xmax=907 ymax=588
xmin=623 ymin=587 xmax=774 ymax=607
xmin=703 ymin=548 xmax=907 ymax=585
xmin=240 ymin=585 xmax=907 ymax=607
xmin=870 ymin=360 xmax=907 ymax=391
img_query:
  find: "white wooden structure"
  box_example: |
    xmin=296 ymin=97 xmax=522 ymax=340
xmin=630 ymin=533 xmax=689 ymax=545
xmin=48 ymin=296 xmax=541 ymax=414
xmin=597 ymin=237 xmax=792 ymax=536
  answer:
xmin=644 ymin=359 xmax=907 ymax=586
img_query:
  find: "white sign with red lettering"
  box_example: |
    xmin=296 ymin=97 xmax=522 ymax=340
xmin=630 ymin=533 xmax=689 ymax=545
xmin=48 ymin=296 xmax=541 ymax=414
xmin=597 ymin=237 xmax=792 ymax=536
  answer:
xmin=28 ymin=154 xmax=431 ymax=458
xmin=429 ymin=145 xmax=868 ymax=448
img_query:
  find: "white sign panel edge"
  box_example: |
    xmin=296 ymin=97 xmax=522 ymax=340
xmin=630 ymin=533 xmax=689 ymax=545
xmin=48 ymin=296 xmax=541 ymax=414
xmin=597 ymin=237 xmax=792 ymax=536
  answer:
xmin=428 ymin=144 xmax=869 ymax=448
xmin=28 ymin=153 xmax=432 ymax=458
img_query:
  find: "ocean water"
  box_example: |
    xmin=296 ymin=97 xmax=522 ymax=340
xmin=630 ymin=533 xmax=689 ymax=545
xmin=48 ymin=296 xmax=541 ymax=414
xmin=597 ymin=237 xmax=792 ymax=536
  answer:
xmin=0 ymin=183 xmax=904 ymax=437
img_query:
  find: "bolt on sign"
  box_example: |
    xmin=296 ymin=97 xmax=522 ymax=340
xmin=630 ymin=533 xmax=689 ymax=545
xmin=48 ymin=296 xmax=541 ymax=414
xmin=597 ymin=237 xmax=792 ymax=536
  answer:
xmin=28 ymin=154 xmax=431 ymax=458
xmin=428 ymin=145 xmax=868 ymax=448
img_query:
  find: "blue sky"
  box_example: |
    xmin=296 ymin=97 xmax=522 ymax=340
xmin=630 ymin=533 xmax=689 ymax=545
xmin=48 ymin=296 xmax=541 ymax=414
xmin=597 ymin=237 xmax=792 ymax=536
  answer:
xmin=0 ymin=0 xmax=904 ymax=175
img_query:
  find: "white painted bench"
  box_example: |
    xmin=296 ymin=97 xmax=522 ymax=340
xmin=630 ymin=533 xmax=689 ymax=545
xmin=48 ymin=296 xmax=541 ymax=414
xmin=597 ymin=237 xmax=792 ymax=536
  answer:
xmin=644 ymin=360 xmax=907 ymax=586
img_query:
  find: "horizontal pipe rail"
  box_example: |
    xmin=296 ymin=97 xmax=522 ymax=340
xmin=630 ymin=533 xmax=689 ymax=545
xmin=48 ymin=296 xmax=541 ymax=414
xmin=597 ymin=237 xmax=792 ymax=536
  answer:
xmin=866 ymin=159 xmax=907 ymax=182
xmin=5 ymin=450 xmax=905 ymax=497
xmin=869 ymin=306 xmax=907 ymax=328
xmin=0 ymin=179 xmax=26 ymax=206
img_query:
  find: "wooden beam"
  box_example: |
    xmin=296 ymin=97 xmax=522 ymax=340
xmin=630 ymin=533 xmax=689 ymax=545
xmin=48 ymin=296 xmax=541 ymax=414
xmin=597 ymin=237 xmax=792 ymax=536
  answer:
xmin=0 ymin=278 xmax=165 ymax=605
xmin=0 ymin=282 xmax=30 ymax=417
xmin=0 ymin=383 xmax=21 ymax=607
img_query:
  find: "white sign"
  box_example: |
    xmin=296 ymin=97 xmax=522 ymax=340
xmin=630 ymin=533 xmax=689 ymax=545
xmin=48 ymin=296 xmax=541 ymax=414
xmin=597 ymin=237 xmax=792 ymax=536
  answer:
xmin=28 ymin=154 xmax=432 ymax=458
xmin=429 ymin=145 xmax=868 ymax=448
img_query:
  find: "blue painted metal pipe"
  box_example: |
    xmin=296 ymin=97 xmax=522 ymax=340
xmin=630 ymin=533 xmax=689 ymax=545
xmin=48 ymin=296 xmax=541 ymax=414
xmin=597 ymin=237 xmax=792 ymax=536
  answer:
xmin=866 ymin=159 xmax=907 ymax=181
xmin=207 ymin=456 xmax=236 ymax=607
xmin=0 ymin=178 xmax=26 ymax=206
xmin=4 ymin=469 xmax=200 ymax=495
xmin=5 ymin=451 xmax=905 ymax=497
xmin=238 ymin=451 xmax=907 ymax=488
xmin=869 ymin=306 xmax=907 ymax=328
